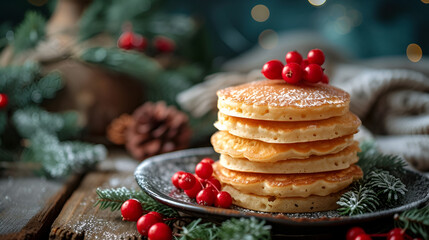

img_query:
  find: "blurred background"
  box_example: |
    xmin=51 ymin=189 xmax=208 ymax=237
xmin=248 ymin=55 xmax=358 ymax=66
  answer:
xmin=0 ymin=0 xmax=428 ymax=177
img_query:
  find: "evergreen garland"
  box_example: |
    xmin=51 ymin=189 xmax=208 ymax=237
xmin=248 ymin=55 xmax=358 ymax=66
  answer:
xmin=337 ymin=142 xmax=408 ymax=216
xmin=394 ymin=205 xmax=429 ymax=240
xmin=12 ymin=11 xmax=46 ymax=53
xmin=217 ymin=217 xmax=271 ymax=240
xmin=178 ymin=219 xmax=218 ymax=240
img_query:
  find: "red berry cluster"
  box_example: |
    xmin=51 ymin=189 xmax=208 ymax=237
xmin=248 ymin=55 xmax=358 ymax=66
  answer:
xmin=261 ymin=49 xmax=329 ymax=84
xmin=347 ymin=227 xmax=422 ymax=240
xmin=120 ymin=199 xmax=172 ymax=240
xmin=118 ymin=32 xmax=175 ymax=53
xmin=171 ymin=158 xmax=232 ymax=208
xmin=0 ymin=93 xmax=8 ymax=109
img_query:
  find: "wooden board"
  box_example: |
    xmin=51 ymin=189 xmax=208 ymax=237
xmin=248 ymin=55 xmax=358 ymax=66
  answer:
xmin=49 ymin=156 xmax=142 ymax=240
xmin=0 ymin=173 xmax=83 ymax=240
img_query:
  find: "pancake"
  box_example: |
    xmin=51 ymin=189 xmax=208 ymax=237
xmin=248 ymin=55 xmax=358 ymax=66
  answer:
xmin=217 ymin=80 xmax=350 ymax=121
xmin=211 ymin=131 xmax=355 ymax=162
xmin=223 ymin=185 xmax=343 ymax=213
xmin=214 ymin=111 xmax=361 ymax=144
xmin=213 ymin=162 xmax=363 ymax=198
xmin=219 ymin=142 xmax=360 ymax=174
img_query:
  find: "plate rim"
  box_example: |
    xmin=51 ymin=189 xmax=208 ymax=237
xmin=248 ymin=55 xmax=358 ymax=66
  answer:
xmin=134 ymin=147 xmax=429 ymax=226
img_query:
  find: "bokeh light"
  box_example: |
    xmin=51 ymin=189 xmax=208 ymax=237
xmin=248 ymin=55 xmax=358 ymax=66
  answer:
xmin=406 ymin=43 xmax=422 ymax=62
xmin=27 ymin=0 xmax=48 ymax=7
xmin=251 ymin=4 xmax=270 ymax=22
xmin=308 ymin=0 xmax=327 ymax=7
xmin=258 ymin=29 xmax=278 ymax=49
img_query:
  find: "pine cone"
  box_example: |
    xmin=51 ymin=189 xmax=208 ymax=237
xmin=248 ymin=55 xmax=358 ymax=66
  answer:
xmin=125 ymin=101 xmax=192 ymax=161
xmin=106 ymin=114 xmax=134 ymax=145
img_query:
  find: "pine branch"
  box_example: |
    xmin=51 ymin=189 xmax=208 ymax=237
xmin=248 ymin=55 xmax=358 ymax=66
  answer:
xmin=13 ymin=11 xmax=46 ymax=53
xmin=337 ymin=182 xmax=380 ymax=216
xmin=12 ymin=106 xmax=80 ymax=140
xmin=178 ymin=219 xmax=218 ymax=240
xmin=367 ymin=170 xmax=407 ymax=205
xmin=21 ymin=132 xmax=106 ymax=178
xmin=217 ymin=217 xmax=272 ymax=240
xmin=395 ymin=205 xmax=429 ymax=240
xmin=94 ymin=187 xmax=178 ymax=217
xmin=357 ymin=142 xmax=407 ymax=175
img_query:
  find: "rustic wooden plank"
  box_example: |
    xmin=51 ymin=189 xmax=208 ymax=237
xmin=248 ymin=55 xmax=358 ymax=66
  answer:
xmin=49 ymin=171 xmax=141 ymax=240
xmin=0 ymin=173 xmax=83 ymax=240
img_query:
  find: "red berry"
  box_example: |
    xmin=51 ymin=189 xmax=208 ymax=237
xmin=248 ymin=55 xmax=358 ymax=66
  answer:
xmin=301 ymin=59 xmax=309 ymax=68
xmin=321 ymin=74 xmax=329 ymax=84
xmin=205 ymin=176 xmax=221 ymax=192
xmin=133 ymin=34 xmax=148 ymax=51
xmin=121 ymin=199 xmax=143 ymax=221
xmin=200 ymin=158 xmax=215 ymax=165
xmin=307 ymin=49 xmax=325 ymax=65
xmin=346 ymin=227 xmax=366 ymax=240
xmin=261 ymin=60 xmax=284 ymax=80
xmin=195 ymin=162 xmax=213 ymax=179
xmin=282 ymin=63 xmax=302 ymax=84
xmin=285 ymin=51 xmax=303 ymax=64
xmin=354 ymin=233 xmax=372 ymax=240
xmin=148 ymin=222 xmax=172 ymax=240
xmin=146 ymin=211 xmax=163 ymax=222
xmin=0 ymin=94 xmax=8 ymax=109
xmin=154 ymin=36 xmax=176 ymax=53
xmin=388 ymin=235 xmax=404 ymax=240
xmin=118 ymin=31 xmax=135 ymax=50
xmin=196 ymin=188 xmax=215 ymax=206
xmin=137 ymin=214 xmax=163 ymax=236
xmin=388 ymin=228 xmax=404 ymax=238
xmin=304 ymin=64 xmax=323 ymax=83
xmin=171 ymin=171 xmax=185 ymax=189
xmin=178 ymin=172 xmax=196 ymax=190
xmin=184 ymin=179 xmax=203 ymax=198
xmin=215 ymin=191 xmax=232 ymax=208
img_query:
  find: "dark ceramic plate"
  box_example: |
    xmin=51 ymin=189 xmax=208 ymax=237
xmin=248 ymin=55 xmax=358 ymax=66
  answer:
xmin=135 ymin=148 xmax=429 ymax=236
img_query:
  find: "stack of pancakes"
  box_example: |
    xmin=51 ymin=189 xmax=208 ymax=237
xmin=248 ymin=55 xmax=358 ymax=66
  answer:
xmin=211 ymin=80 xmax=363 ymax=213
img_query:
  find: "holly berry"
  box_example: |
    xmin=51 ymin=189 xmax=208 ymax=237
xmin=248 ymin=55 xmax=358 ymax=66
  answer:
xmin=146 ymin=211 xmax=163 ymax=222
xmin=388 ymin=236 xmax=404 ymax=240
xmin=0 ymin=93 xmax=8 ymax=109
xmin=118 ymin=32 xmax=135 ymax=50
xmin=200 ymin=158 xmax=215 ymax=165
xmin=196 ymin=188 xmax=215 ymax=206
xmin=304 ymin=64 xmax=323 ymax=83
xmin=171 ymin=171 xmax=185 ymax=189
xmin=307 ymin=49 xmax=325 ymax=65
xmin=178 ymin=172 xmax=196 ymax=190
xmin=354 ymin=233 xmax=372 ymax=240
xmin=154 ymin=36 xmax=176 ymax=53
xmin=285 ymin=51 xmax=303 ymax=64
xmin=205 ymin=176 xmax=221 ymax=192
xmin=347 ymin=227 xmax=366 ymax=240
xmin=321 ymin=74 xmax=329 ymax=84
xmin=282 ymin=63 xmax=302 ymax=84
xmin=184 ymin=178 xmax=203 ymax=198
xmin=261 ymin=60 xmax=284 ymax=80
xmin=137 ymin=213 xmax=163 ymax=237
xmin=388 ymin=228 xmax=404 ymax=238
xmin=148 ymin=222 xmax=172 ymax=240
xmin=120 ymin=199 xmax=143 ymax=221
xmin=195 ymin=162 xmax=213 ymax=179
xmin=301 ymin=59 xmax=309 ymax=68
xmin=133 ymin=34 xmax=148 ymax=51
xmin=215 ymin=191 xmax=232 ymax=208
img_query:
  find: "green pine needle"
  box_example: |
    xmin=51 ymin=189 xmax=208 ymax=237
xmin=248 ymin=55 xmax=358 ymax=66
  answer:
xmin=94 ymin=187 xmax=178 ymax=217
xmin=178 ymin=219 xmax=218 ymax=240
xmin=337 ymin=182 xmax=380 ymax=216
xmin=395 ymin=205 xmax=429 ymax=240
xmin=357 ymin=142 xmax=407 ymax=175
xmin=367 ymin=170 xmax=407 ymax=205
xmin=217 ymin=217 xmax=271 ymax=240
xmin=13 ymin=11 xmax=46 ymax=52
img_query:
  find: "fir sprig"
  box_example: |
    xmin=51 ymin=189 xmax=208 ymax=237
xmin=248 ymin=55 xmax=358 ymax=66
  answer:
xmin=217 ymin=217 xmax=271 ymax=240
xmin=178 ymin=219 xmax=218 ymax=240
xmin=13 ymin=11 xmax=46 ymax=53
xmin=95 ymin=187 xmax=178 ymax=217
xmin=337 ymin=141 xmax=408 ymax=216
xmin=394 ymin=205 xmax=429 ymax=240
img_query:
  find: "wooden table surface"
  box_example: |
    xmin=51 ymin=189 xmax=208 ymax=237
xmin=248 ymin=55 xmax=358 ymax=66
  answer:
xmin=0 ymin=151 xmax=143 ymax=240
